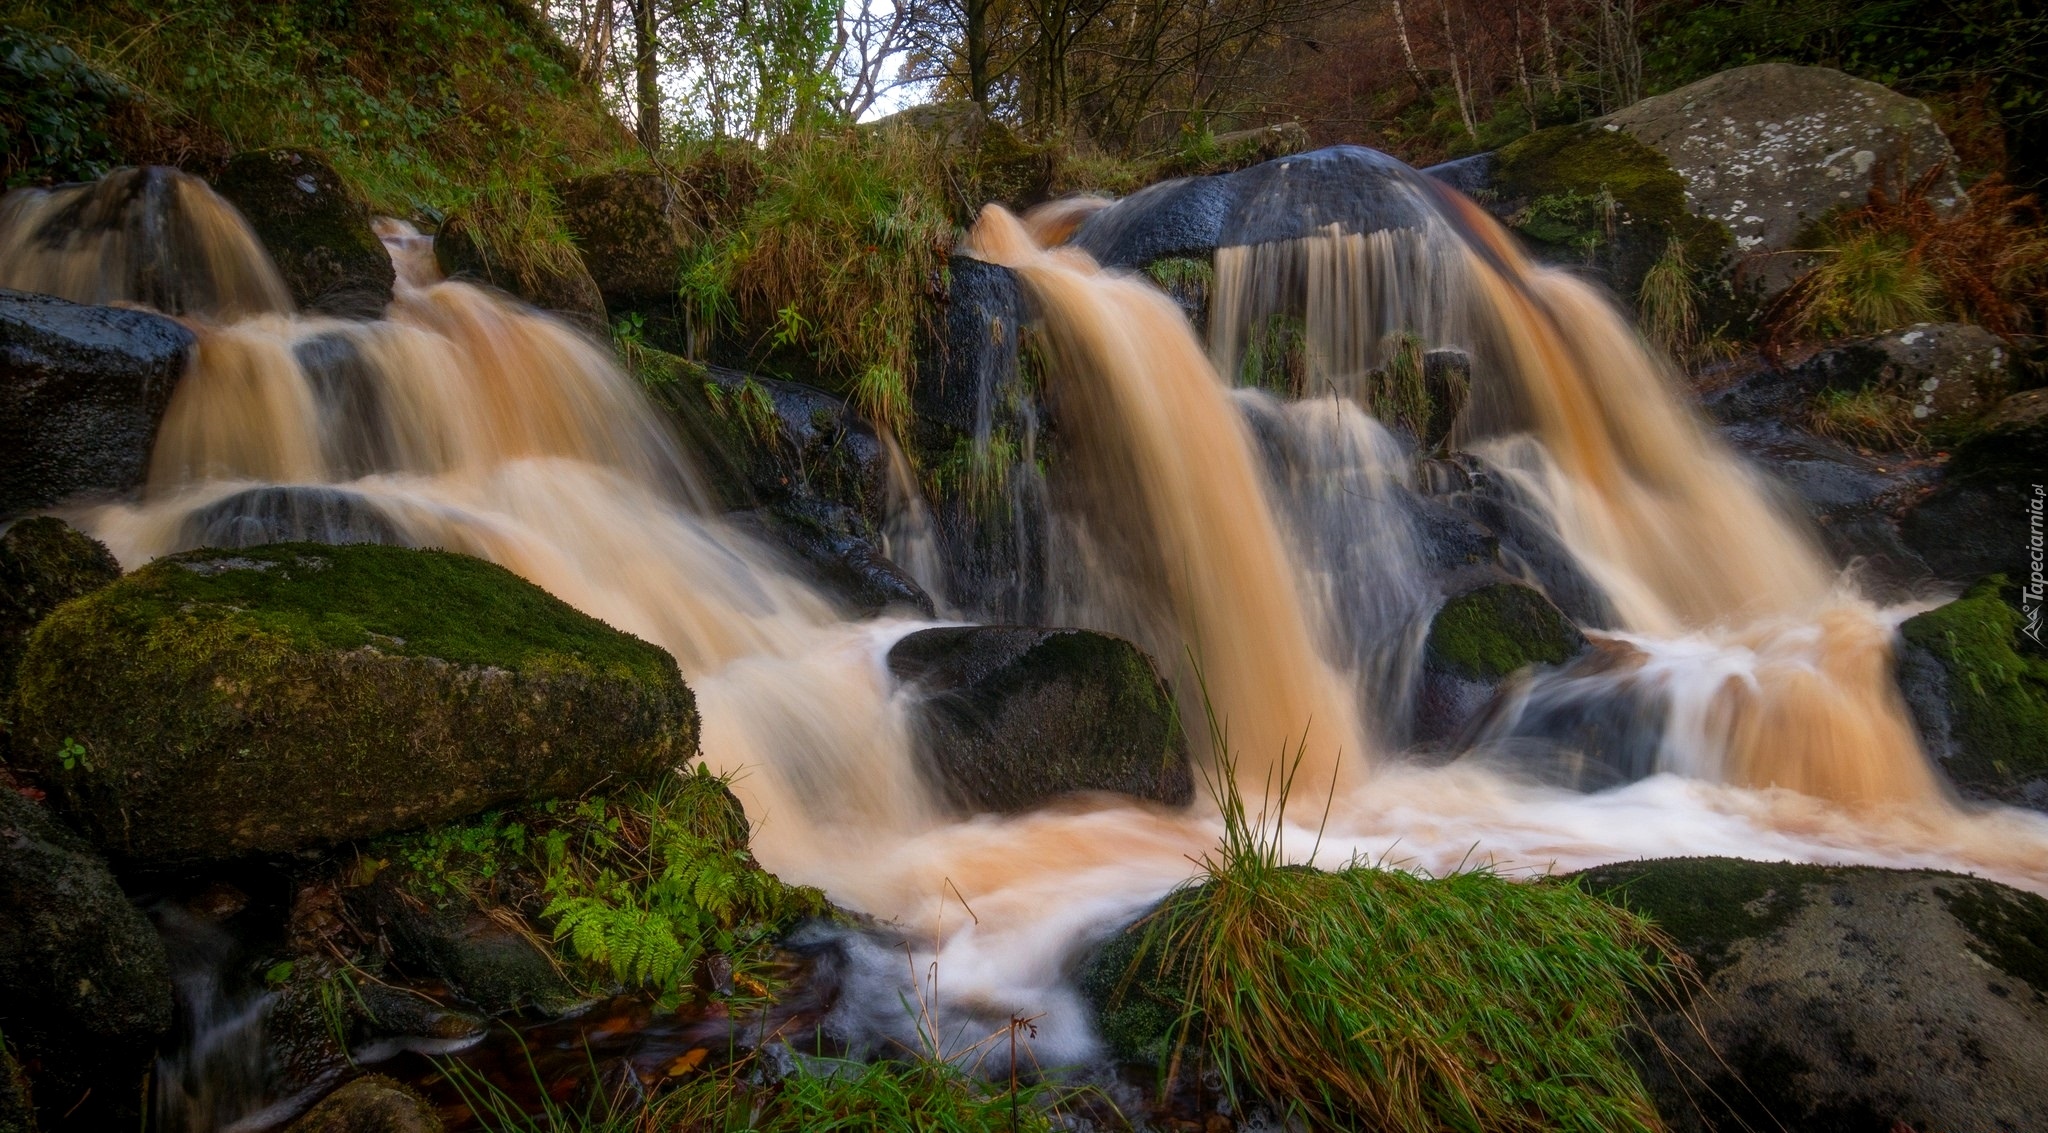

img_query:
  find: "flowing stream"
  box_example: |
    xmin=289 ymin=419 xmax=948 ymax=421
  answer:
xmin=6 ymin=163 xmax=2048 ymax=1107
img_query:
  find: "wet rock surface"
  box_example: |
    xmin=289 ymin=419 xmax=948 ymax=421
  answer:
xmin=349 ymin=877 xmax=584 ymax=1018
xmin=0 ymin=788 xmax=171 ymax=1131
xmin=1896 ymin=576 xmax=2048 ymax=808
xmin=284 ymin=1074 xmax=443 ymax=1133
xmin=432 ymin=212 xmax=607 ymax=333
xmin=1575 ymin=857 xmax=2048 ymax=1133
xmin=0 ymin=288 xmax=194 ymax=517
xmin=1901 ymin=387 xmax=2048 ymax=585
xmin=555 ymin=169 xmax=689 ymax=344
xmin=179 ymin=485 xmax=409 ymax=551
xmin=1414 ymin=580 xmax=1587 ymax=745
xmin=889 ymin=626 xmax=1192 ymax=812
xmin=13 ymin=542 xmax=696 ymax=862
xmin=1793 ymin=322 xmax=2008 ymax=436
xmin=212 ymin=149 xmax=394 ymax=318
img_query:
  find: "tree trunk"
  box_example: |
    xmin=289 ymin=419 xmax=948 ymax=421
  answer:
xmin=967 ymin=0 xmax=990 ymax=107
xmin=1390 ymin=0 xmax=1428 ymax=96
xmin=633 ymin=0 xmax=660 ymax=150
xmin=1437 ymin=0 xmax=1479 ymax=141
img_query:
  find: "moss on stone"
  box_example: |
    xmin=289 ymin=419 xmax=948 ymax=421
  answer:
xmin=0 ymin=517 xmax=121 ymax=730
xmin=1077 ymin=888 xmax=1205 ymax=1064
xmin=1899 ymin=575 xmax=2048 ymax=789
xmin=1935 ymin=879 xmax=2048 ymax=998
xmin=1424 ymin=581 xmax=1586 ymax=682
xmin=211 ymin=148 xmax=394 ymax=317
xmin=1572 ymin=856 xmax=1833 ymax=980
xmin=13 ymin=543 xmax=695 ymax=862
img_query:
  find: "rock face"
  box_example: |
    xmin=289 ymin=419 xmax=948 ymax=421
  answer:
xmin=0 ymin=517 xmax=121 ymax=735
xmin=1605 ymin=64 xmax=1962 ymax=258
xmin=1897 ymin=576 xmax=2047 ymax=807
xmin=888 ymin=627 xmax=1192 ymax=812
xmin=1794 ymin=322 xmax=2007 ymax=436
xmin=556 ymin=169 xmax=689 ymax=326
xmin=0 ymin=789 xmax=171 ymax=1131
xmin=1901 ymin=388 xmax=2048 ymax=584
xmin=13 ymin=543 xmax=696 ymax=862
xmin=285 ymin=1075 xmax=443 ymax=1133
xmin=1576 ymin=858 xmax=2048 ymax=1133
xmin=433 ymin=212 xmax=607 ymax=332
xmin=211 ymin=149 xmax=395 ymax=318
xmin=0 ymin=288 xmax=194 ymax=517
xmin=1415 ymin=581 xmax=1588 ymax=744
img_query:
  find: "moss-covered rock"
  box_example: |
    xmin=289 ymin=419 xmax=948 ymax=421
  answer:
xmin=1576 ymin=857 xmax=2048 ymax=1133
xmin=1076 ymin=889 xmax=1204 ymax=1064
xmin=1415 ymin=580 xmax=1587 ymax=744
xmin=1896 ymin=575 xmax=2048 ymax=803
xmin=0 ymin=1043 xmax=30 ymax=1133
xmin=555 ymin=169 xmax=688 ymax=348
xmin=13 ymin=542 xmax=696 ymax=862
xmin=347 ymin=876 xmax=585 ymax=1017
xmin=285 ymin=1075 xmax=442 ymax=1133
xmin=0 ymin=788 xmax=170 ymax=1132
xmin=0 ymin=517 xmax=119 ymax=741
xmin=212 ymin=149 xmax=394 ymax=318
xmin=432 ymin=212 xmax=606 ymax=333
xmin=888 ymin=627 xmax=1192 ymax=812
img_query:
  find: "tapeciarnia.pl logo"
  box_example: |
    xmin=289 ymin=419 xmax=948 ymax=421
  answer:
xmin=2027 ymin=484 xmax=2045 ymax=648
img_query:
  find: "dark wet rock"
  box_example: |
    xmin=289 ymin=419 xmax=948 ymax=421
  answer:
xmin=1605 ymin=64 xmax=1962 ymax=264
xmin=433 ymin=212 xmax=607 ymax=333
xmin=1901 ymin=388 xmax=2048 ymax=585
xmin=1419 ymin=348 xmax=1470 ymax=450
xmin=1422 ymin=151 xmax=1494 ymax=195
xmin=0 ymin=288 xmax=194 ymax=517
xmin=925 ymin=256 xmax=1027 ymax=440
xmin=1575 ymin=858 xmax=2048 ymax=1133
xmin=1897 ymin=576 xmax=2048 ymax=807
xmin=556 ymin=169 xmax=689 ymax=337
xmin=1794 ymin=322 xmax=2009 ymax=438
xmin=0 ymin=517 xmax=120 ymax=736
xmin=180 ymin=486 xmax=408 ymax=551
xmin=1414 ymin=580 xmax=1587 ymax=745
xmin=1420 ymin=453 xmax=1616 ymax=629
xmin=212 ymin=149 xmax=394 ymax=318
xmin=0 ymin=788 xmax=171 ymax=1131
xmin=1717 ymin=419 xmax=1935 ymax=593
xmin=13 ymin=542 xmax=695 ymax=863
xmin=1077 ymin=888 xmax=1204 ymax=1064
xmin=285 ymin=1075 xmax=442 ymax=1133
xmin=731 ymin=504 xmax=932 ymax=618
xmin=698 ymin=366 xmax=889 ymax=520
xmin=1476 ymin=640 xmax=1670 ymax=787
xmin=888 ymin=626 xmax=1191 ymax=812
xmin=349 ymin=876 xmax=584 ymax=1018
xmin=0 ymin=1044 xmax=29 ymax=1133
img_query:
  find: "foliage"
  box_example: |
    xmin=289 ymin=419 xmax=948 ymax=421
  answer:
xmin=1096 ymin=725 xmax=1681 ymax=1132
xmin=703 ymin=374 xmax=782 ymax=447
xmin=1238 ymin=313 xmax=1309 ymax=395
xmin=925 ymin=430 xmax=1022 ymax=517
xmin=1805 ymin=385 xmax=1923 ymax=451
xmin=0 ymin=26 xmax=135 ymax=186
xmin=1362 ymin=332 xmax=1434 ymax=439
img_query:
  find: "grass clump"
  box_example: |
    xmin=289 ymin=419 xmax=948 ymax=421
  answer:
xmin=1806 ymin=385 xmax=1924 ymax=451
xmin=1096 ymin=736 xmax=1681 ymax=1132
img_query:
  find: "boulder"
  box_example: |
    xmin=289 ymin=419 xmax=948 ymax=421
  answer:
xmin=1576 ymin=858 xmax=2048 ymax=1133
xmin=1901 ymin=388 xmax=2048 ymax=584
xmin=1793 ymin=322 xmax=2008 ymax=437
xmin=1 ymin=517 xmax=121 ymax=738
xmin=1604 ymin=64 xmax=1963 ymax=259
xmin=1897 ymin=576 xmax=2047 ymax=807
xmin=432 ymin=212 xmax=607 ymax=333
xmin=867 ymin=100 xmax=994 ymax=150
xmin=12 ymin=542 xmax=696 ymax=862
xmin=177 ymin=485 xmax=408 ymax=551
xmin=211 ymin=149 xmax=394 ymax=318
xmin=888 ymin=626 xmax=1192 ymax=812
xmin=0 ymin=288 xmax=194 ymax=517
xmin=1717 ymin=419 xmax=1934 ymax=594
xmin=1414 ymin=580 xmax=1588 ymax=745
xmin=285 ymin=1076 xmax=442 ymax=1133
xmin=0 ymin=788 xmax=171 ymax=1131
xmin=348 ymin=877 xmax=583 ymax=1017
xmin=555 ymin=169 xmax=689 ymax=325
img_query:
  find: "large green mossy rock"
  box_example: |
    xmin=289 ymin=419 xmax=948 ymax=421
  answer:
xmin=13 ymin=543 xmax=696 ymax=862
xmin=1896 ymin=575 xmax=2048 ymax=805
xmin=1414 ymin=580 xmax=1586 ymax=743
xmin=1576 ymin=857 xmax=2048 ymax=1133
xmin=0 ymin=517 xmax=120 ymax=735
xmin=212 ymin=149 xmax=394 ymax=318
xmin=0 ymin=788 xmax=169 ymax=1131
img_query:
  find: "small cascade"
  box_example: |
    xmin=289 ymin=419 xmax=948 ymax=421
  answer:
xmin=152 ymin=906 xmax=295 ymax=1133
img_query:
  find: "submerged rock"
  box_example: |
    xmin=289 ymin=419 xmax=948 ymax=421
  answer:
xmin=0 ymin=788 xmax=171 ymax=1131
xmin=0 ymin=288 xmax=194 ymax=517
xmin=1896 ymin=576 xmax=2048 ymax=806
xmin=888 ymin=626 xmax=1192 ymax=812
xmin=731 ymin=503 xmax=933 ymax=618
xmin=1576 ymin=857 xmax=2048 ymax=1133
xmin=178 ymin=485 xmax=408 ymax=551
xmin=1414 ymin=580 xmax=1588 ymax=745
xmin=285 ymin=1075 xmax=442 ymax=1133
xmin=0 ymin=517 xmax=121 ymax=734
xmin=212 ymin=149 xmax=394 ymax=318
xmin=13 ymin=542 xmax=695 ymax=862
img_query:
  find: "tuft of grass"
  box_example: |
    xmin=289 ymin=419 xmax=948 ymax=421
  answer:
xmin=925 ymin=430 xmax=1022 ymax=519
xmin=1638 ymin=235 xmax=1703 ymax=363
xmin=1363 ymin=331 xmax=1434 ymax=440
xmin=1103 ymin=709 xmax=1682 ymax=1132
xmin=1769 ymin=229 xmax=1941 ymax=344
xmin=1238 ymin=312 xmax=1308 ymax=395
xmin=1806 ymin=385 xmax=1924 ymax=451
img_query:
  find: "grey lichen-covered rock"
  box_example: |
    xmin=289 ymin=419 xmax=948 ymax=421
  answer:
xmin=1604 ymin=63 xmax=1962 ymax=258
xmin=1576 ymin=857 xmax=2048 ymax=1133
xmin=1415 ymin=580 xmax=1587 ymax=744
xmin=1795 ymin=322 xmax=2008 ymax=436
xmin=889 ymin=626 xmax=1192 ymax=812
xmin=285 ymin=1075 xmax=443 ymax=1133
xmin=13 ymin=542 xmax=696 ymax=862
xmin=0 ymin=517 xmax=120 ymax=732
xmin=0 ymin=788 xmax=171 ymax=1131
xmin=211 ymin=149 xmax=394 ymax=318
xmin=0 ymin=288 xmax=194 ymax=517
xmin=432 ymin=212 xmax=607 ymax=333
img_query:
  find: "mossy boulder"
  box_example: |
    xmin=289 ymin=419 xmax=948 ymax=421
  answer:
xmin=1 ymin=517 xmax=120 ymax=738
xmin=1415 ymin=580 xmax=1587 ymax=744
xmin=555 ymin=169 xmax=689 ymax=347
xmin=285 ymin=1075 xmax=442 ymax=1133
xmin=432 ymin=212 xmax=607 ymax=333
xmin=1576 ymin=857 xmax=2048 ymax=1133
xmin=0 ymin=788 xmax=170 ymax=1132
xmin=1794 ymin=322 xmax=2009 ymax=441
xmin=212 ymin=148 xmax=394 ymax=318
xmin=1900 ymin=392 xmax=2046 ymax=585
xmin=13 ymin=542 xmax=696 ymax=862
xmin=1077 ymin=888 xmax=1205 ymax=1064
xmin=1896 ymin=576 xmax=2048 ymax=805
xmin=0 ymin=1044 xmax=29 ymax=1133
xmin=888 ymin=626 xmax=1192 ymax=812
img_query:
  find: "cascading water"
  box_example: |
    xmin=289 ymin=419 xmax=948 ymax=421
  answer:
xmin=7 ymin=159 xmax=2048 ymax=1125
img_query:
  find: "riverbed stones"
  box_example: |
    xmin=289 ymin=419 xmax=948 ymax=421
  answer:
xmin=888 ymin=626 xmax=1192 ymax=812
xmin=212 ymin=149 xmax=394 ymax=318
xmin=0 ymin=788 xmax=171 ymax=1131
xmin=1575 ymin=857 xmax=2048 ymax=1133
xmin=0 ymin=288 xmax=194 ymax=517
xmin=12 ymin=542 xmax=695 ymax=862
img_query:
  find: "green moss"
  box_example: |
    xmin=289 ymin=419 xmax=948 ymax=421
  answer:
xmin=1899 ymin=575 xmax=2048 ymax=788
xmin=1572 ymin=857 xmax=1833 ymax=980
xmin=1425 ymin=582 xmax=1585 ymax=682
xmin=0 ymin=517 xmax=121 ymax=726
xmin=1935 ymin=879 xmax=2048 ymax=997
